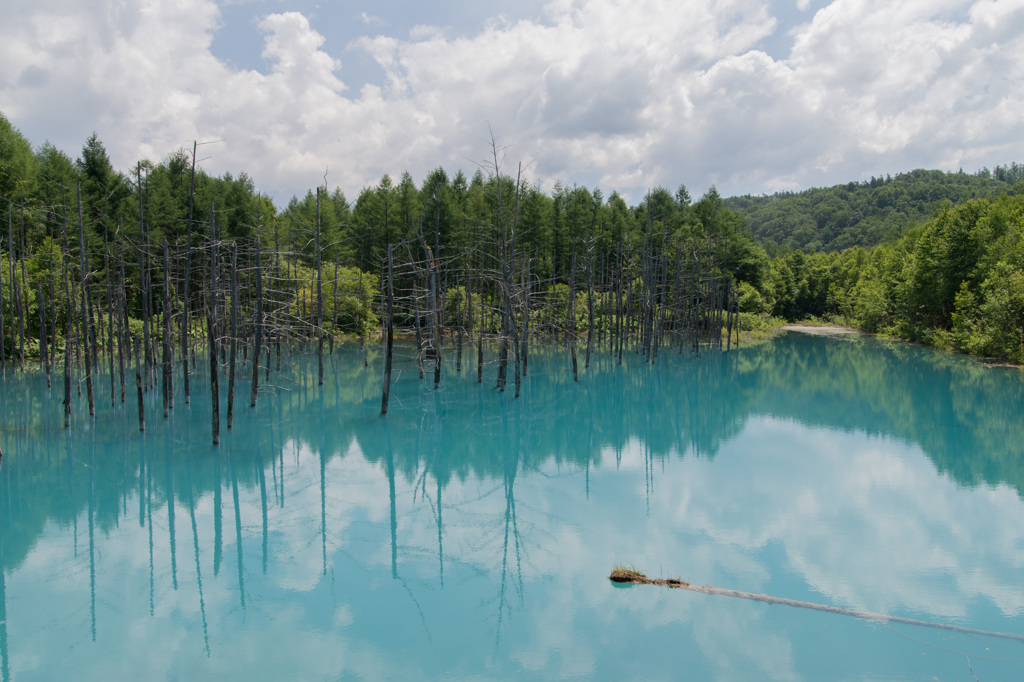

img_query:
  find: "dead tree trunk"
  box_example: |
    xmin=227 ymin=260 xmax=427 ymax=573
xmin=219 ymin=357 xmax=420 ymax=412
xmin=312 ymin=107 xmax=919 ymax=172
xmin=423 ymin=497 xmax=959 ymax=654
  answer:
xmin=273 ymin=217 xmax=281 ymax=370
xmin=117 ymin=225 xmax=127 ymax=402
xmin=477 ymin=252 xmax=484 ymax=384
xmin=6 ymin=203 xmax=16 ymax=372
xmin=568 ymin=252 xmax=578 ymax=382
xmin=104 ymin=213 xmax=113 ymax=404
xmin=63 ymin=322 xmax=72 ymax=430
xmin=78 ymin=182 xmax=95 ymax=416
xmin=521 ymin=263 xmax=529 ymax=378
xmin=137 ymin=163 xmax=153 ymax=390
xmin=38 ymin=281 xmax=48 ymax=381
xmin=585 ymin=248 xmax=595 ymax=369
xmin=0 ymin=210 xmax=7 ymax=377
xmin=431 ymin=270 xmax=442 ymax=389
xmin=16 ymin=201 xmax=27 ymax=370
xmin=456 ymin=274 xmax=463 ymax=372
xmin=330 ymin=259 xmax=338 ymax=355
xmin=134 ymin=335 xmax=144 ymax=432
xmin=209 ymin=204 xmax=220 ymax=446
xmin=162 ymin=238 xmax=173 ymax=418
xmin=431 ymin=186 xmax=444 ymax=388
xmin=315 ymin=188 xmax=324 ymax=386
xmin=227 ymin=244 xmax=238 ymax=428
xmin=655 ymin=251 xmax=668 ymax=359
xmin=182 ymin=141 xmax=197 ymax=404
xmin=380 ymin=244 xmax=394 ymax=415
xmin=616 ymin=246 xmax=624 ymax=365
xmin=48 ymin=224 xmax=57 ymax=370
xmin=250 ymin=234 xmax=263 ymax=408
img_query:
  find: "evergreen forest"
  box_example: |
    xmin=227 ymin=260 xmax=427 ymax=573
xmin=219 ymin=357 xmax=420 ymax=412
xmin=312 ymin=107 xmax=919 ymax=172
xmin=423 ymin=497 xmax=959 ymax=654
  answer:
xmin=3 ymin=108 xmax=1024 ymax=409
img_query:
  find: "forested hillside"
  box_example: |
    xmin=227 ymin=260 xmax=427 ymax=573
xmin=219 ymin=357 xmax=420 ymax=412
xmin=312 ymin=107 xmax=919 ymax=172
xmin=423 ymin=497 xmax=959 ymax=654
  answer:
xmin=764 ymin=194 xmax=1024 ymax=362
xmin=726 ymin=167 xmax=1024 ymax=253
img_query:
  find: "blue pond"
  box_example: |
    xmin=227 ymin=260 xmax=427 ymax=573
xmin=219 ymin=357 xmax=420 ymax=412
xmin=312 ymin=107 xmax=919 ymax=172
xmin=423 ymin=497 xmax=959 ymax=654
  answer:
xmin=1 ymin=332 xmax=1023 ymax=680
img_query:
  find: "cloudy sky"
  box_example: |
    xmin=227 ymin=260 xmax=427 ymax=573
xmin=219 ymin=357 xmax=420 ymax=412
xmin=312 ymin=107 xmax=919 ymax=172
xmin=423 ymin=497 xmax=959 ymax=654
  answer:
xmin=2 ymin=0 xmax=1023 ymax=206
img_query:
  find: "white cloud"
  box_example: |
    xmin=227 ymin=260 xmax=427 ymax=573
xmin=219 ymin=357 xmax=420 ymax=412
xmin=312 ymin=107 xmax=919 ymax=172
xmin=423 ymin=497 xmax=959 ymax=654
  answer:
xmin=0 ymin=0 xmax=1022 ymax=206
xmin=8 ymin=410 xmax=1023 ymax=679
xmin=358 ymin=11 xmax=385 ymax=26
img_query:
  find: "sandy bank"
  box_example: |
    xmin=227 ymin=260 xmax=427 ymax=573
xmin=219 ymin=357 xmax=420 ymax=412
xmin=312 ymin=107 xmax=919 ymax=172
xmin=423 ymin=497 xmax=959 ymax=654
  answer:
xmin=781 ymin=324 xmax=862 ymax=336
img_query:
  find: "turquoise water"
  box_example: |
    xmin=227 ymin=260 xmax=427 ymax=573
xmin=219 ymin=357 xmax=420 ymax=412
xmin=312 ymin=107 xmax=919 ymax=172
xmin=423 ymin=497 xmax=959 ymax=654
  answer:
xmin=1 ymin=333 xmax=1023 ymax=680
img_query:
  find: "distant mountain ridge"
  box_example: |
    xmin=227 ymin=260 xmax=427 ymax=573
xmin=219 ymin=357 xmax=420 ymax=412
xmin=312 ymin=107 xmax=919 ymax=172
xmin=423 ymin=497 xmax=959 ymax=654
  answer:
xmin=724 ymin=165 xmax=1024 ymax=253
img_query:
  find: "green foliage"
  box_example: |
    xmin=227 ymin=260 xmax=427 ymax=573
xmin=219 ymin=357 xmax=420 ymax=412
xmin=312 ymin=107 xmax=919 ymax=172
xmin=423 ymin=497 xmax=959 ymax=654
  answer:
xmin=279 ymin=187 xmax=352 ymax=266
xmin=9 ymin=112 xmax=1024 ymax=368
xmin=290 ymin=261 xmax=379 ymax=335
xmin=441 ymin=285 xmax=475 ymax=325
xmin=850 ymin=270 xmax=889 ymax=333
xmin=949 ymin=263 xmax=1024 ymax=362
xmin=759 ymin=193 xmax=1024 ymax=364
xmin=0 ymin=113 xmax=37 ymax=200
xmin=767 ymin=250 xmax=832 ymax=320
xmin=736 ymin=312 xmax=787 ymax=334
xmin=736 ymin=280 xmax=767 ymax=314
xmin=727 ymin=167 xmax=1023 ymax=253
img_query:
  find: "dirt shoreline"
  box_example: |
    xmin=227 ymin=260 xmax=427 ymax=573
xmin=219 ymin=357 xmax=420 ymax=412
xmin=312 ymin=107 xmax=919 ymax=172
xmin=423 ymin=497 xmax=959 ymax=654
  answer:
xmin=781 ymin=324 xmax=862 ymax=336
xmin=779 ymin=324 xmax=1023 ymax=369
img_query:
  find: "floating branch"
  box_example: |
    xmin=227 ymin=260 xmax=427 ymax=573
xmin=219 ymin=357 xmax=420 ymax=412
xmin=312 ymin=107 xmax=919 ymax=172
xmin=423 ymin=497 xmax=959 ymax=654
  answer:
xmin=608 ymin=569 xmax=1024 ymax=644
